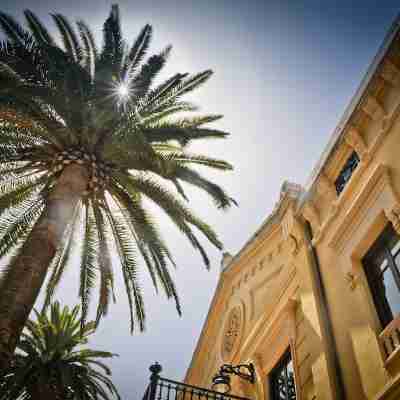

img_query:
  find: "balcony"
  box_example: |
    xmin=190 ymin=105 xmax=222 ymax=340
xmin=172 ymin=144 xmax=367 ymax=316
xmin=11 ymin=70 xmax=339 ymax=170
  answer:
xmin=142 ymin=363 xmax=252 ymax=400
xmin=380 ymin=316 xmax=400 ymax=365
xmin=350 ymin=319 xmax=400 ymax=399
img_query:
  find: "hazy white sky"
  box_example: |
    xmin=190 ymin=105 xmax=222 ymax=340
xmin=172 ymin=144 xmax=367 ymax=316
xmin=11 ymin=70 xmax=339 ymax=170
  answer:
xmin=2 ymin=0 xmax=400 ymax=398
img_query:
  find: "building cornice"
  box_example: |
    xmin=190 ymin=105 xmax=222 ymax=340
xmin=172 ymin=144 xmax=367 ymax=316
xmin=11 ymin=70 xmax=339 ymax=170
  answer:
xmin=222 ymin=182 xmax=303 ymax=275
xmin=303 ymin=12 xmax=400 ymax=194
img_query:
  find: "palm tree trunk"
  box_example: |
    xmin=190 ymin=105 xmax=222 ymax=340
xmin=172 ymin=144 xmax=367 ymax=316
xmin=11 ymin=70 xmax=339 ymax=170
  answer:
xmin=0 ymin=163 xmax=89 ymax=371
xmin=31 ymin=382 xmax=59 ymax=400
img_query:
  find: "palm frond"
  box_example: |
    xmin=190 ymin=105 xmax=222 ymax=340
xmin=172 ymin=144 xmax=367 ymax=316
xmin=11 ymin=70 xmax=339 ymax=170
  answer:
xmin=43 ymin=201 xmax=82 ymax=311
xmin=92 ymin=203 xmax=115 ymax=326
xmin=79 ymin=200 xmax=99 ymax=329
xmin=23 ymin=10 xmax=54 ymax=45
xmin=0 ymin=12 xmax=27 ymax=45
xmin=0 ymin=194 xmax=44 ymax=259
xmin=170 ymin=164 xmax=236 ymax=209
xmin=102 ymin=198 xmax=145 ymax=332
xmin=142 ymin=125 xmax=229 ymax=146
xmin=111 ymin=184 xmax=181 ymax=313
xmin=123 ymin=24 xmax=152 ymax=78
xmin=77 ymin=20 xmax=98 ymax=60
xmin=77 ymin=20 xmax=96 ymax=79
xmin=51 ymin=14 xmax=82 ymax=62
xmin=160 ymin=151 xmax=233 ymax=170
xmin=2 ymin=301 xmax=120 ymax=399
xmin=132 ymin=45 xmax=171 ymax=100
xmin=99 ymin=4 xmax=124 ymax=69
xmin=114 ymin=173 xmax=222 ymax=267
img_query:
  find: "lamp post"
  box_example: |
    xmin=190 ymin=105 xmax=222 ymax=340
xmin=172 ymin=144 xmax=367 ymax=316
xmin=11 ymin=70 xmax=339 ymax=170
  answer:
xmin=211 ymin=363 xmax=255 ymax=394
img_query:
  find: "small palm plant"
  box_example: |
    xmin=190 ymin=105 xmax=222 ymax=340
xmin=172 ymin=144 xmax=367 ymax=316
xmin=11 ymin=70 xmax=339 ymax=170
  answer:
xmin=0 ymin=301 xmax=120 ymax=400
xmin=0 ymin=4 xmax=235 ymax=366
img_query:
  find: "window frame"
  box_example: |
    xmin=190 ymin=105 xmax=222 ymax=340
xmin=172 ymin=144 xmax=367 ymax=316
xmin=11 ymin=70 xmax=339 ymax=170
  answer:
xmin=269 ymin=348 xmax=296 ymax=400
xmin=363 ymin=223 xmax=400 ymax=328
xmin=334 ymin=150 xmax=360 ymax=195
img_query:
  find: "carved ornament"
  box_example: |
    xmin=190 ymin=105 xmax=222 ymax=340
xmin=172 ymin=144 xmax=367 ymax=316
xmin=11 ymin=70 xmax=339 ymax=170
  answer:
xmin=380 ymin=59 xmax=400 ymax=87
xmin=317 ymin=173 xmax=337 ymax=201
xmin=362 ymin=96 xmax=386 ymax=121
xmin=385 ymin=204 xmax=400 ymax=236
xmin=302 ymin=201 xmax=320 ymax=231
xmin=345 ymin=271 xmax=360 ymax=290
xmin=221 ymin=306 xmax=243 ymax=361
xmin=345 ymin=126 xmax=368 ymax=160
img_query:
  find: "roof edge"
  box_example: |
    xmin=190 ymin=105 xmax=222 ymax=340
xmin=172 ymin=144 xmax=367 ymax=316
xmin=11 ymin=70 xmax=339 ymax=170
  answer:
xmin=305 ymin=11 xmax=400 ymax=191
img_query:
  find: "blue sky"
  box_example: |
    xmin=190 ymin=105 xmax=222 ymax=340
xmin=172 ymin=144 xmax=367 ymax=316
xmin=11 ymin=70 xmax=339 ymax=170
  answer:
xmin=1 ymin=0 xmax=400 ymax=398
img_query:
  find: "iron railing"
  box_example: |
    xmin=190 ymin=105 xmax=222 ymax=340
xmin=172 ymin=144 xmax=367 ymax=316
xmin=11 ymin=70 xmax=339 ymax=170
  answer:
xmin=142 ymin=363 xmax=252 ymax=400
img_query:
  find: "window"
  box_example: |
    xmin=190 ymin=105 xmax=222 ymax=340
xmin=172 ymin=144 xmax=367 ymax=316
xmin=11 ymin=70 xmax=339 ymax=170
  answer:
xmin=363 ymin=224 xmax=400 ymax=327
xmin=269 ymin=350 xmax=296 ymax=400
xmin=334 ymin=151 xmax=360 ymax=195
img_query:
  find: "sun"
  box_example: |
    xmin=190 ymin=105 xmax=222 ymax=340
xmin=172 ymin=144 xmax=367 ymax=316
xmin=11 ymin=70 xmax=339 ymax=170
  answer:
xmin=117 ymin=83 xmax=129 ymax=99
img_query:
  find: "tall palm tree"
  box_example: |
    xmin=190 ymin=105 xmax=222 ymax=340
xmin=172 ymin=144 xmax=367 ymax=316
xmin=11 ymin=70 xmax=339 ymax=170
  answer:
xmin=0 ymin=4 xmax=235 ymax=368
xmin=0 ymin=301 xmax=120 ymax=400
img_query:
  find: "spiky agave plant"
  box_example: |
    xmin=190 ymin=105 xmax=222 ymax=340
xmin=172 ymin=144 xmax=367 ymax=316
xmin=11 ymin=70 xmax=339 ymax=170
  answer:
xmin=0 ymin=4 xmax=236 ymax=368
xmin=0 ymin=301 xmax=120 ymax=400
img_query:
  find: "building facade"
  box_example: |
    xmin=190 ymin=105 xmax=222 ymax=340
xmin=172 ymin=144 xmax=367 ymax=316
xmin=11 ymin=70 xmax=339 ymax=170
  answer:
xmin=185 ymin=16 xmax=400 ymax=400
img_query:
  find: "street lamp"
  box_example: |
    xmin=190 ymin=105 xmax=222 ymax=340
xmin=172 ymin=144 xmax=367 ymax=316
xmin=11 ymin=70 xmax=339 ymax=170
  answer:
xmin=211 ymin=363 xmax=255 ymax=394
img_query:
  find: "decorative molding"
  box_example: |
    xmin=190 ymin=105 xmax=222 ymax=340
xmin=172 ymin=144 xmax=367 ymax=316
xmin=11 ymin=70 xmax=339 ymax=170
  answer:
xmin=345 ymin=126 xmax=369 ymax=160
xmin=288 ymin=234 xmax=299 ymax=255
xmin=380 ymin=59 xmax=400 ymax=87
xmin=249 ymin=264 xmax=285 ymax=320
xmin=302 ymin=201 xmax=321 ymax=231
xmin=282 ymin=207 xmax=304 ymax=256
xmin=362 ymin=95 xmax=386 ymax=121
xmin=221 ymin=305 xmax=244 ymax=362
xmin=316 ymin=173 xmax=337 ymax=201
xmin=253 ymin=265 xmax=284 ymax=291
xmin=308 ymin=100 xmax=400 ymax=246
xmin=324 ymin=141 xmax=354 ymax=181
xmin=275 ymin=242 xmax=282 ymax=256
xmin=385 ymin=203 xmax=400 ymax=235
xmin=282 ymin=207 xmax=295 ymax=241
xmin=379 ymin=95 xmax=400 ymax=139
xmin=246 ymin=297 xmax=299 ymax=375
xmin=243 ymin=275 xmax=298 ymax=360
xmin=328 ymin=164 xmax=399 ymax=252
xmin=228 ymin=245 xmax=288 ymax=299
xmin=345 ymin=271 xmax=360 ymax=290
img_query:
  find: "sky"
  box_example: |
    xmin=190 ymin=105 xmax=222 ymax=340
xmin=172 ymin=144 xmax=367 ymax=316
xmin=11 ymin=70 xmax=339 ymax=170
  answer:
xmin=1 ymin=0 xmax=400 ymax=398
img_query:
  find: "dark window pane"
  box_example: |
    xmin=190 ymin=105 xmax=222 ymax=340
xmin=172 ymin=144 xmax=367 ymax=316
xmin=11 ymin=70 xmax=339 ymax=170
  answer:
xmin=334 ymin=151 xmax=360 ymax=195
xmin=270 ymin=351 xmax=296 ymax=400
xmin=382 ymin=268 xmax=400 ymax=318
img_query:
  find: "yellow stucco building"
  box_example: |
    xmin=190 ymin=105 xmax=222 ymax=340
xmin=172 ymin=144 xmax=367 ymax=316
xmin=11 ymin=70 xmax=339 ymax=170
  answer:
xmin=185 ymin=15 xmax=400 ymax=400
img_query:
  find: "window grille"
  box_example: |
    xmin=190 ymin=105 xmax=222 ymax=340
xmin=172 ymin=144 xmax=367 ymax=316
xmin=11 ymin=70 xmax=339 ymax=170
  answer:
xmin=269 ymin=351 xmax=296 ymax=400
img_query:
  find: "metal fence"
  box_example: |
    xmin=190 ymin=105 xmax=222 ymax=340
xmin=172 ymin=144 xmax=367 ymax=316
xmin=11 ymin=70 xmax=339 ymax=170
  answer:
xmin=142 ymin=363 xmax=251 ymax=400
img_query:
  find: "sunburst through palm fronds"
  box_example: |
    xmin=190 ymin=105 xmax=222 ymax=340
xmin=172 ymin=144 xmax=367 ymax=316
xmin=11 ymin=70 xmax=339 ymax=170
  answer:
xmin=0 ymin=4 xmax=236 ymax=336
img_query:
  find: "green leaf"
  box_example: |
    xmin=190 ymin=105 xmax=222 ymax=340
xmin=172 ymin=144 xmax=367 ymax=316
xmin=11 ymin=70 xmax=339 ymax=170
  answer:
xmin=79 ymin=200 xmax=99 ymax=330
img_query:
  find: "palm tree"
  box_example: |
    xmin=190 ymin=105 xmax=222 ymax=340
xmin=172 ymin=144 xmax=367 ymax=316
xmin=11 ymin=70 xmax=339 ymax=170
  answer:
xmin=0 ymin=301 xmax=120 ymax=400
xmin=0 ymin=4 xmax=235 ymax=368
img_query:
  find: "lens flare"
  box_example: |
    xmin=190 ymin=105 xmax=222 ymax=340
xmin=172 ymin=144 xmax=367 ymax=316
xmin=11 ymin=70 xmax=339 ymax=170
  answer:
xmin=118 ymin=83 xmax=129 ymax=98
